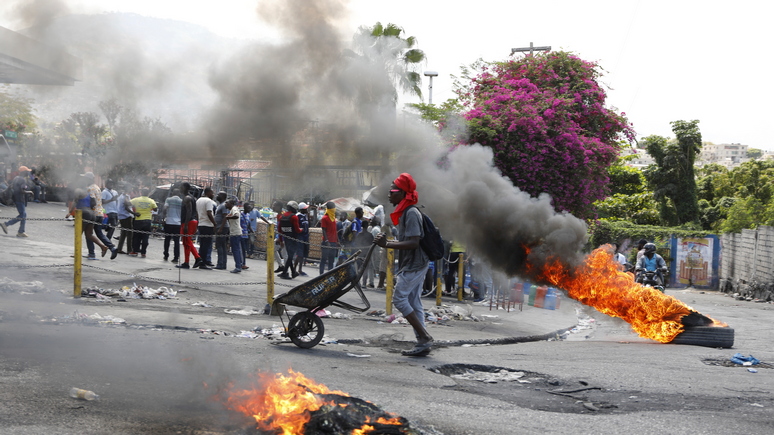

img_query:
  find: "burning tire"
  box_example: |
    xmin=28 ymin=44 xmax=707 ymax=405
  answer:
xmin=287 ymin=311 xmax=324 ymax=348
xmin=671 ymin=326 xmax=734 ymax=348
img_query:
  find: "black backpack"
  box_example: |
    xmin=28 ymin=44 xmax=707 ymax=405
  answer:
xmin=409 ymin=206 xmax=444 ymax=261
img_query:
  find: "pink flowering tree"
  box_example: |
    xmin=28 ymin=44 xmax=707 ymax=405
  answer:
xmin=460 ymin=52 xmax=635 ymax=219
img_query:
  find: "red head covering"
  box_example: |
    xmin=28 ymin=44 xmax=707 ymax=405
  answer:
xmin=390 ymin=173 xmax=418 ymax=225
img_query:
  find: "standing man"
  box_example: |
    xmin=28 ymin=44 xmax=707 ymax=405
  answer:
xmin=1 ymin=166 xmax=33 ymax=237
xmin=294 ymin=202 xmax=310 ymax=276
xmin=374 ymin=173 xmax=434 ymax=356
xmin=213 ymin=192 xmax=230 ymax=270
xmin=222 ymin=198 xmax=244 ymax=274
xmin=178 ymin=182 xmax=203 ymax=269
xmin=195 ymin=188 xmax=217 ymax=267
xmin=319 ymin=201 xmax=339 ymax=274
xmin=129 ymin=188 xmax=157 ymax=258
xmin=162 ymin=187 xmax=182 ymax=262
xmin=277 ymin=201 xmax=302 ymax=279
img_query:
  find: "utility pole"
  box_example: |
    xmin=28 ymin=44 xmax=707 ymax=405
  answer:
xmin=511 ymin=42 xmax=551 ymax=56
xmin=423 ymin=71 xmax=438 ymax=105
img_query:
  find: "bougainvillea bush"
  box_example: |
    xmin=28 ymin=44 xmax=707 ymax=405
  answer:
xmin=460 ymin=51 xmax=635 ymax=219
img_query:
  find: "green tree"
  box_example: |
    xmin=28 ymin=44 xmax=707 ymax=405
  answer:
xmin=642 ymin=120 xmax=702 ymax=226
xmin=98 ymin=98 xmax=122 ymax=134
xmin=747 ymin=148 xmax=763 ymax=159
xmin=719 ymin=196 xmax=764 ymax=233
xmin=347 ymin=22 xmax=426 ymax=102
xmin=0 ymin=87 xmax=37 ymax=134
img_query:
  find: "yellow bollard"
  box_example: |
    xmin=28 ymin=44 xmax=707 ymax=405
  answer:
xmin=385 ymin=248 xmax=394 ymax=315
xmin=73 ymin=209 xmax=82 ymax=297
xmin=457 ymin=253 xmax=464 ymax=301
xmin=266 ymin=224 xmax=275 ymax=304
xmin=435 ymin=259 xmax=443 ymax=306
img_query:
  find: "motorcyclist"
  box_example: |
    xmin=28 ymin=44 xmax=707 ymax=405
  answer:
xmin=635 ymin=243 xmax=667 ymax=287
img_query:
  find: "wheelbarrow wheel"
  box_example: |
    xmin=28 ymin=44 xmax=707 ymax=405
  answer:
xmin=287 ymin=312 xmax=324 ymax=349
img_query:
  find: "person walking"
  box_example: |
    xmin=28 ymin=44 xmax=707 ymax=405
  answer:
xmin=277 ymin=201 xmax=302 ymax=279
xmin=115 ymin=183 xmax=134 ymax=254
xmin=213 ymin=192 xmax=230 ymax=270
xmin=101 ymin=179 xmax=119 ymax=241
xmin=84 ymin=172 xmax=118 ymax=259
xmin=1 ymin=166 xmax=33 ymax=237
xmin=374 ymin=173 xmax=434 ymax=357
xmin=69 ymin=187 xmax=111 ymax=258
xmin=162 ymin=187 xmax=182 ymax=262
xmin=129 ymin=188 xmax=157 ymax=258
xmin=239 ymin=203 xmax=250 ymax=270
xmin=319 ymin=201 xmax=339 ymax=275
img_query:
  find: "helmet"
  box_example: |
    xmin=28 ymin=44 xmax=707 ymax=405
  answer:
xmin=643 ymin=243 xmax=656 ymax=254
xmin=286 ymin=200 xmax=299 ymax=211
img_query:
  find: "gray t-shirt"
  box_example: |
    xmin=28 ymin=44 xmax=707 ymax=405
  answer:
xmin=164 ymin=195 xmax=183 ymax=225
xmin=397 ymin=206 xmax=428 ymax=273
xmin=214 ymin=202 xmax=229 ymax=233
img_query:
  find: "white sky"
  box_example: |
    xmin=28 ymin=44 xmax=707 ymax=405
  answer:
xmin=3 ymin=0 xmax=772 ymax=150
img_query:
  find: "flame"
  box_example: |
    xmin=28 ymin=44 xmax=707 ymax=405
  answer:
xmin=530 ymin=246 xmax=724 ymax=343
xmin=218 ymin=369 xmax=402 ymax=435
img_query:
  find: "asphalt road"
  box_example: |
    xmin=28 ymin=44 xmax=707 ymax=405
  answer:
xmin=1 ymin=202 xmax=773 ymax=434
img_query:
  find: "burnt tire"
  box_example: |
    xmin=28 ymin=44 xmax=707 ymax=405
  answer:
xmin=287 ymin=311 xmax=324 ymax=349
xmin=671 ymin=326 xmax=734 ymax=348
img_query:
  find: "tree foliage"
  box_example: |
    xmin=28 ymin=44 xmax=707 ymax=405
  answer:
xmin=460 ymin=51 xmax=634 ymax=219
xmin=347 ymin=22 xmax=426 ymax=102
xmin=642 ymin=120 xmax=702 ymax=226
xmin=0 ymin=88 xmax=37 ymax=134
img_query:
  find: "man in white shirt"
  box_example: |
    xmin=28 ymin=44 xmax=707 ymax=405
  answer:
xmin=195 ymin=187 xmax=217 ymax=267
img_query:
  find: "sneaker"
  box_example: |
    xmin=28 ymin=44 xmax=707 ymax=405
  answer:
xmin=291 ymin=271 xmax=299 ymax=278
xmin=141 ymin=254 xmax=146 ymax=258
xmin=0 ymin=223 xmax=7 ymax=234
xmin=17 ymin=232 xmax=28 ymax=237
xmin=278 ymin=273 xmax=292 ymax=280
xmin=230 ymin=268 xmax=242 ymax=273
xmin=110 ymin=249 xmax=119 ymax=260
xmin=193 ymin=258 xmax=203 ymax=268
xmin=128 ymin=252 xmax=138 ymax=257
xmin=175 ymin=263 xmax=190 ymax=269
xmin=274 ymin=267 xmax=284 ymax=273
xmin=170 ymin=258 xmax=179 ymax=263
xmin=163 ymin=255 xmax=169 ymax=261
xmin=205 ymin=262 xmax=215 ymax=267
xmin=87 ymin=256 xmax=98 ymax=260
xmin=241 ymin=265 xmax=249 ymax=270
xmin=299 ymin=271 xmax=308 ymax=276
xmin=198 ymin=263 xmax=212 ymax=270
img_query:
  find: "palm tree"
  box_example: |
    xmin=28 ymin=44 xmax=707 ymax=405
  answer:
xmin=346 ymin=22 xmax=426 ymax=103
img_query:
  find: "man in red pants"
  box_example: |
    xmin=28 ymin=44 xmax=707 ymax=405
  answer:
xmin=177 ymin=182 xmax=205 ymax=269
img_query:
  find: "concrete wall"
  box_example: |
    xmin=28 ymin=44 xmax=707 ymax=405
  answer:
xmin=719 ymin=225 xmax=774 ymax=301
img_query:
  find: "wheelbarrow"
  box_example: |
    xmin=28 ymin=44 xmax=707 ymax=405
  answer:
xmin=272 ymin=244 xmax=377 ymax=348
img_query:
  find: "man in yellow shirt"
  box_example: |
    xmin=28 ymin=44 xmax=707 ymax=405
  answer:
xmin=129 ymin=188 xmax=157 ymax=258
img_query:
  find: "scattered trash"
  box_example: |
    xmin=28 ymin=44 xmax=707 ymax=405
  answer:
xmin=79 ymin=283 xmax=177 ymax=300
xmin=236 ymin=330 xmax=261 ymax=339
xmin=451 ymin=368 xmax=526 ymax=383
xmin=69 ymin=387 xmax=99 ymax=401
xmin=747 ymin=368 xmax=758 ymax=373
xmin=730 ymin=353 xmax=760 ymax=366
xmin=330 ymin=312 xmax=352 ymax=320
xmin=224 ymin=308 xmax=261 ymax=316
xmin=347 ymin=353 xmax=371 ymax=358
xmin=191 ymin=302 xmax=213 ymax=308
xmin=0 ymin=277 xmax=47 ymax=293
xmin=315 ymin=309 xmax=332 ymax=318
xmin=750 ymin=403 xmax=764 ymax=407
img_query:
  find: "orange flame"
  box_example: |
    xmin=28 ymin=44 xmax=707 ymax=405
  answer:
xmin=530 ymin=246 xmax=724 ymax=343
xmin=218 ymin=369 xmax=402 ymax=435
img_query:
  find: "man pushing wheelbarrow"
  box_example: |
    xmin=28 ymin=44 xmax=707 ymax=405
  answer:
xmin=273 ymin=173 xmax=434 ymax=357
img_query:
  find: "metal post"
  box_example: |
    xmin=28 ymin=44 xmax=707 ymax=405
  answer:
xmin=266 ymin=223 xmax=275 ymax=304
xmin=435 ymin=259 xmax=443 ymax=306
xmin=385 ymin=248 xmax=395 ymax=315
xmin=511 ymin=42 xmax=551 ymax=56
xmin=73 ymin=210 xmax=82 ymax=297
xmin=457 ymin=253 xmax=464 ymax=301
xmin=424 ymin=71 xmax=438 ymax=105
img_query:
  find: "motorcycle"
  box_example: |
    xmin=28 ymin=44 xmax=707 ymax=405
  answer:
xmin=637 ymin=269 xmax=667 ymax=293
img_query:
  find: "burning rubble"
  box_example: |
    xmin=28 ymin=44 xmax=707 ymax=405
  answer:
xmin=217 ymin=369 xmax=415 ymax=435
xmin=528 ymin=245 xmax=728 ymax=344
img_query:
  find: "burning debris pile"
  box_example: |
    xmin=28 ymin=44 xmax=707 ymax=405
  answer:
xmin=218 ymin=369 xmax=415 ymax=435
xmin=530 ymin=246 xmax=726 ymax=343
